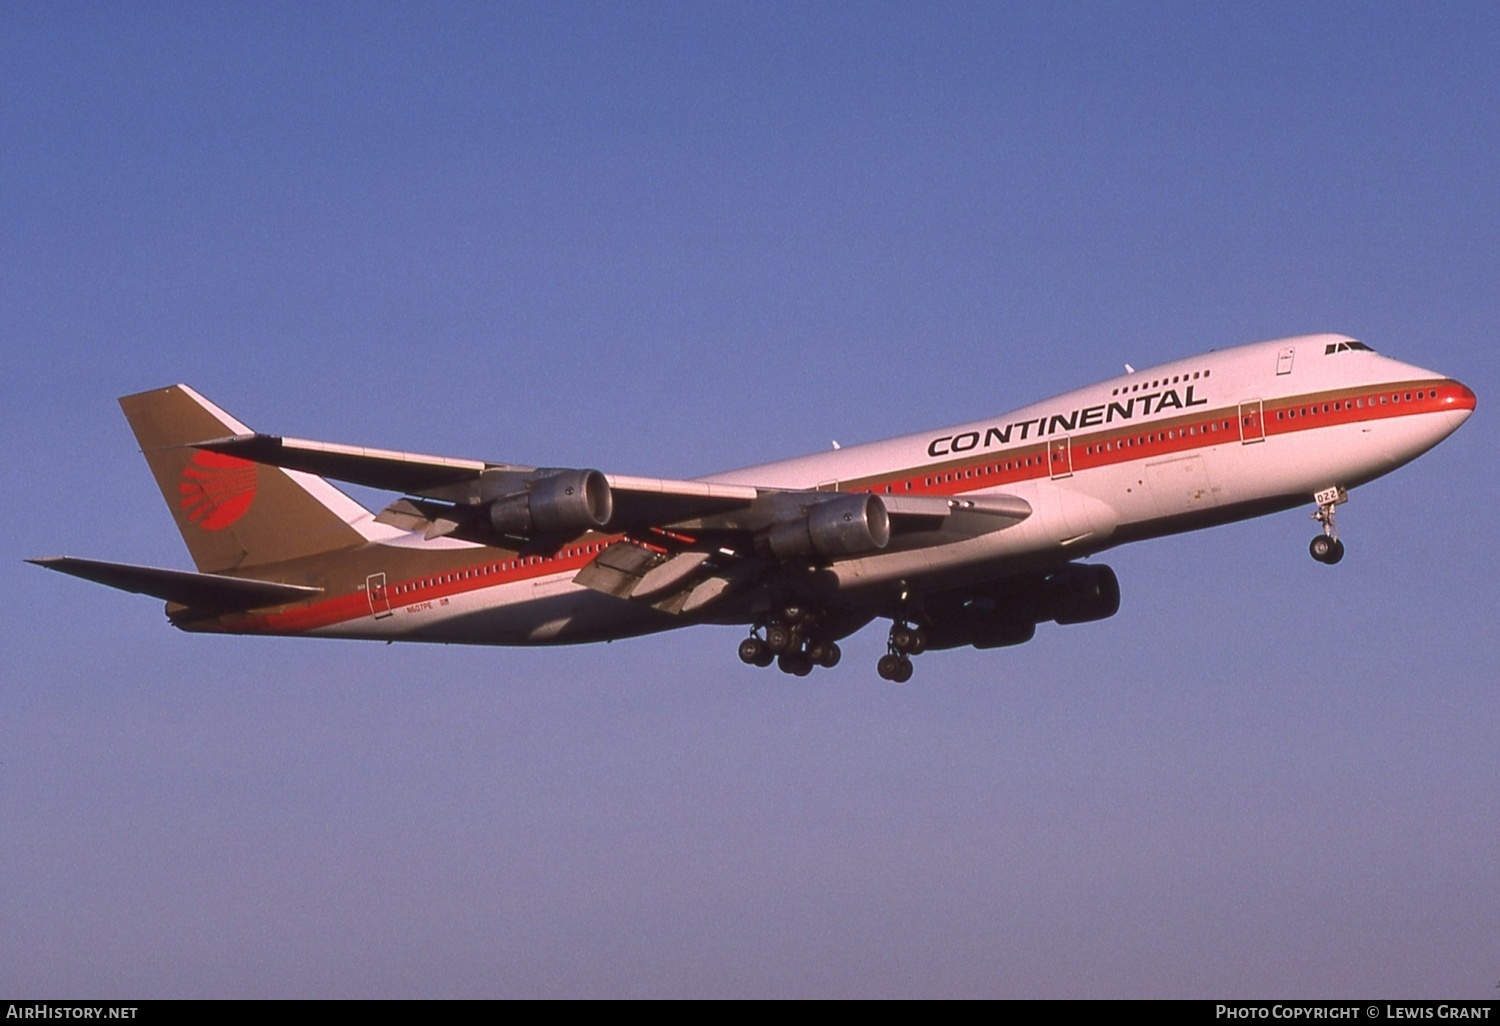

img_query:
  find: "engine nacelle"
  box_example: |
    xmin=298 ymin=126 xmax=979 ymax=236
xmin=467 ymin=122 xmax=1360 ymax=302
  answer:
xmin=488 ymin=469 xmax=613 ymax=536
xmin=763 ymin=493 xmax=891 ymax=561
xmin=923 ymin=563 xmax=1119 ymax=649
xmin=925 ymin=613 xmax=1036 ymax=651
xmin=1045 ymin=563 xmax=1120 ymax=625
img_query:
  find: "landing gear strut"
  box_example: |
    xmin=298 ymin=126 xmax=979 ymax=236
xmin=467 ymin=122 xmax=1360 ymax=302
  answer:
xmin=1309 ymin=486 xmax=1347 ymax=565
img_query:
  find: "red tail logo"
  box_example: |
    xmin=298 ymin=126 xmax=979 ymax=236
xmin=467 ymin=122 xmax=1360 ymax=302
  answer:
xmin=179 ymin=451 xmax=257 ymax=530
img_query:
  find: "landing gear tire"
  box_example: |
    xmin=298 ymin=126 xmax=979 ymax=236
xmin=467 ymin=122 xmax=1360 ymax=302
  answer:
xmin=1309 ymin=535 xmax=1345 ymax=564
xmin=889 ymin=625 xmax=927 ymax=655
xmin=765 ymin=623 xmax=795 ymax=654
xmin=778 ymin=652 xmax=814 ymax=677
xmin=808 ymin=641 xmax=841 ymax=669
xmin=738 ymin=637 xmax=767 ymax=665
xmin=877 ymin=653 xmax=913 ymax=683
xmin=780 ymin=605 xmax=809 ymax=625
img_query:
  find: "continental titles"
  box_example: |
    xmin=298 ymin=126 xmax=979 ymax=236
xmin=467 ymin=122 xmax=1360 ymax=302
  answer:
xmin=927 ymin=386 xmax=1209 ymax=458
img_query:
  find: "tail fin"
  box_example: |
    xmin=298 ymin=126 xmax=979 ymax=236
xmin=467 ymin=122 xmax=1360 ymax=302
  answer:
xmin=119 ymin=385 xmax=374 ymax=573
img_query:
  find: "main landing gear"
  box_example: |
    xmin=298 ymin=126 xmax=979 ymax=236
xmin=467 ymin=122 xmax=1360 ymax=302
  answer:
xmin=737 ymin=605 xmax=842 ymax=677
xmin=876 ymin=620 xmax=927 ymax=683
xmin=735 ymin=599 xmax=933 ymax=683
xmin=1309 ymin=486 xmax=1347 ymax=565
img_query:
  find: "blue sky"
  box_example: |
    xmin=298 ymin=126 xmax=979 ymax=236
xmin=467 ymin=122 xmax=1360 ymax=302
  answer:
xmin=3 ymin=2 xmax=1497 ymax=997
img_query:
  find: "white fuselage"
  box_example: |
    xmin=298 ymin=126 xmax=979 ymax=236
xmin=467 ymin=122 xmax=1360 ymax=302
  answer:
xmin=241 ymin=334 xmax=1470 ymax=646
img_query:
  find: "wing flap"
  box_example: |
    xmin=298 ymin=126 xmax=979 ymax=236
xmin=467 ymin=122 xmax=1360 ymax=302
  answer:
xmin=28 ymin=556 xmax=321 ymax=612
xmin=571 ymin=541 xmax=665 ymax=598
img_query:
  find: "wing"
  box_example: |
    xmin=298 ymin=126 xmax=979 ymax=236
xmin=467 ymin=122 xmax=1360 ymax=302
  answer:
xmin=574 ymin=491 xmax=1034 ymax=614
xmin=194 ymin=434 xmax=760 ymax=535
xmin=194 ymin=432 xmax=1032 ymax=615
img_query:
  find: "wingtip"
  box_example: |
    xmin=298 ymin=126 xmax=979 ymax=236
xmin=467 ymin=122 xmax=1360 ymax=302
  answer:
xmin=170 ymin=431 xmax=262 ymax=453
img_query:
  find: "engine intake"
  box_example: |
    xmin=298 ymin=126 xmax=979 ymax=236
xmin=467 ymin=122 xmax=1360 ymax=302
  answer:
xmin=1045 ymin=564 xmax=1120 ymax=625
xmin=488 ymin=469 xmax=613 ymax=536
xmin=763 ymin=493 xmax=891 ymax=561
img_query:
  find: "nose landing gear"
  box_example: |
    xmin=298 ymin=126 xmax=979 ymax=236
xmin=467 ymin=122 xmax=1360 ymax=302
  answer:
xmin=1309 ymin=486 xmax=1347 ymax=565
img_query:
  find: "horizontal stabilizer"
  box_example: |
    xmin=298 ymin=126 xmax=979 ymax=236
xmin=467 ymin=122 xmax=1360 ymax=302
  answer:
xmin=27 ymin=556 xmax=321 ymax=612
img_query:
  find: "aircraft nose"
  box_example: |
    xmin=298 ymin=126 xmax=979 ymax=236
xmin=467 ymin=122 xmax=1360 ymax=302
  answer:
xmin=1437 ymin=378 xmax=1476 ymax=436
xmin=1446 ymin=380 xmax=1477 ymax=413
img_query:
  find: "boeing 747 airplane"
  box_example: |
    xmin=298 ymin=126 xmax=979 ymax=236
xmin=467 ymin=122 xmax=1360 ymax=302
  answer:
xmin=30 ymin=334 xmax=1474 ymax=681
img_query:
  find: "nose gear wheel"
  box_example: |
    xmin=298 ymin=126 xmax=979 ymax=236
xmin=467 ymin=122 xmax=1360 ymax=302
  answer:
xmin=1309 ymin=486 xmax=1348 ymax=564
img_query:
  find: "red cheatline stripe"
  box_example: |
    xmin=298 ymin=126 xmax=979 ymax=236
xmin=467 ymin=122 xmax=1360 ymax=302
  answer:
xmin=223 ymin=541 xmax=620 ymax=635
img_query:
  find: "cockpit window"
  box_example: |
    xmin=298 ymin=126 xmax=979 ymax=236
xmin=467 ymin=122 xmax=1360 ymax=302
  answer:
xmin=1324 ymin=340 xmax=1375 ymax=355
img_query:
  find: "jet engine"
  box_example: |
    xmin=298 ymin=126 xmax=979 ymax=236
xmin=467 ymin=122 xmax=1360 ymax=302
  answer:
xmin=487 ymin=469 xmax=613 ymax=536
xmin=921 ymin=595 xmax=1037 ymax=651
xmin=762 ymin=493 xmax=891 ymax=561
xmin=1043 ymin=563 xmax=1120 ymax=625
xmin=921 ymin=563 xmax=1120 ymax=650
